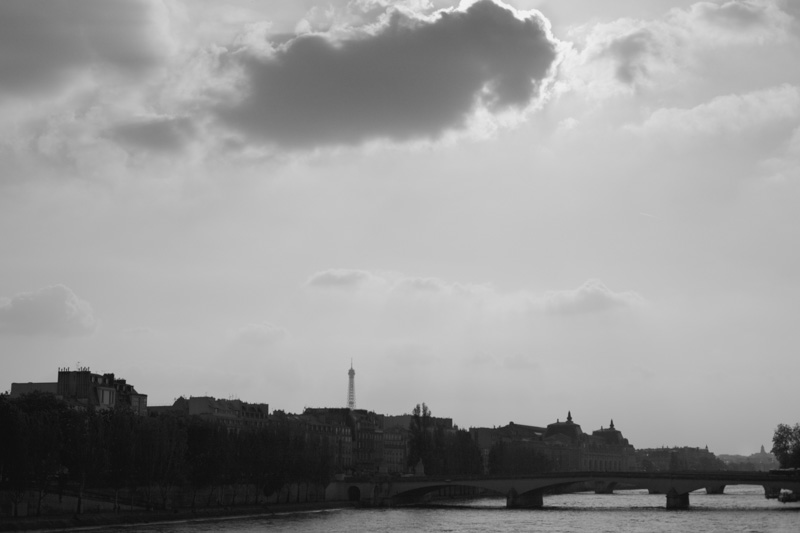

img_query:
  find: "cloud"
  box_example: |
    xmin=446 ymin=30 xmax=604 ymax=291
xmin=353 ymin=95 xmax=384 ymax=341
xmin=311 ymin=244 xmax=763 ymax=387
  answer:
xmin=601 ymin=30 xmax=657 ymax=85
xmin=760 ymin=124 xmax=800 ymax=180
xmin=563 ymin=0 xmax=795 ymax=94
xmin=629 ymin=84 xmax=800 ymax=140
xmin=542 ymin=279 xmax=644 ymax=315
xmin=307 ymin=268 xmax=644 ymax=317
xmin=692 ymin=0 xmax=768 ymax=28
xmin=231 ymin=322 xmax=288 ymax=346
xmin=0 ymin=285 xmax=97 ymax=337
xmin=216 ymin=0 xmax=559 ymax=148
xmin=0 ymin=0 xmax=172 ymax=97
xmin=306 ymin=269 xmax=495 ymax=301
xmin=306 ymin=269 xmax=380 ymax=289
xmin=107 ymin=117 xmax=195 ymax=153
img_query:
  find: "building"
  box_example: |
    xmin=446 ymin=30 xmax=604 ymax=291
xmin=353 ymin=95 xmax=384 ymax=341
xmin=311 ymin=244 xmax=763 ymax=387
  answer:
xmin=10 ymin=367 xmax=147 ymax=415
xmin=636 ymin=446 xmax=726 ymax=471
xmin=56 ymin=368 xmax=148 ymax=415
xmin=583 ymin=420 xmax=637 ymax=471
xmin=302 ymin=407 xmax=388 ymax=475
xmin=470 ymin=422 xmax=546 ymax=474
xmin=9 ymin=382 xmax=58 ymax=397
xmin=470 ymin=412 xmax=637 ymax=474
xmin=149 ymin=395 xmax=269 ymax=431
xmin=384 ymin=414 xmax=454 ymax=432
xmin=299 ymin=408 xmax=355 ymax=473
xmin=540 ymin=412 xmax=636 ymax=471
xmin=382 ymin=425 xmax=409 ymax=474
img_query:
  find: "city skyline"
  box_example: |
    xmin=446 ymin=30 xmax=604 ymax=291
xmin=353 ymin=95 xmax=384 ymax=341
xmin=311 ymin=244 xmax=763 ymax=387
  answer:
xmin=1 ymin=0 xmax=799 ymax=456
xmin=4 ymin=361 xmax=776 ymax=457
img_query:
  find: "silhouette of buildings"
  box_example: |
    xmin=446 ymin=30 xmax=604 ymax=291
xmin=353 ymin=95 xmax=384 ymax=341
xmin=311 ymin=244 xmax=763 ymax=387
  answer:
xmin=636 ymin=445 xmax=726 ymax=471
xmin=717 ymin=446 xmax=780 ymax=471
xmin=148 ymin=395 xmax=269 ymax=431
xmin=294 ymin=408 xmax=355 ymax=472
xmin=9 ymin=364 xmax=765 ymax=478
xmin=470 ymin=412 xmax=636 ymax=474
xmin=10 ymin=367 xmax=147 ymax=415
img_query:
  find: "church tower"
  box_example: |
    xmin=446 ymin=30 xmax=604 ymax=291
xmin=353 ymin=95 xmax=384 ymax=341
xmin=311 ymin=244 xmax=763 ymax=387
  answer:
xmin=347 ymin=360 xmax=356 ymax=410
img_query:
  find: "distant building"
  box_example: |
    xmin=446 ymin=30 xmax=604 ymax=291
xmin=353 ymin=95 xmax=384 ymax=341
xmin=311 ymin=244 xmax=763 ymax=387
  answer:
xmin=384 ymin=414 xmax=454 ymax=431
xmin=56 ymin=368 xmax=148 ymax=415
xmin=9 ymin=382 xmax=58 ymax=397
xmin=302 ymin=407 xmax=388 ymax=475
xmin=584 ymin=419 xmax=637 ymax=471
xmin=10 ymin=367 xmax=147 ymax=415
xmin=382 ymin=425 xmax=409 ymax=474
xmin=149 ymin=395 xmax=269 ymax=431
xmin=470 ymin=422 xmax=545 ymax=474
xmin=470 ymin=412 xmax=636 ymax=474
xmin=299 ymin=408 xmax=355 ymax=473
xmin=636 ymin=445 xmax=726 ymax=471
xmin=717 ymin=446 xmax=780 ymax=471
xmin=351 ymin=409 xmax=384 ymax=474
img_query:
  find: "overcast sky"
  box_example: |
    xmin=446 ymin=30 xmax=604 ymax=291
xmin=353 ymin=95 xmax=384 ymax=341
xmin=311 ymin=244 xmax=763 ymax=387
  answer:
xmin=2 ymin=0 xmax=799 ymax=455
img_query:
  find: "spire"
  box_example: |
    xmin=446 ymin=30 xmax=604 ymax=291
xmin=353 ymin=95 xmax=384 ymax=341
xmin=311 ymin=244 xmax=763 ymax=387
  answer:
xmin=347 ymin=360 xmax=356 ymax=409
xmin=567 ymin=411 xmax=572 ymax=423
xmin=610 ymin=419 xmax=615 ymax=430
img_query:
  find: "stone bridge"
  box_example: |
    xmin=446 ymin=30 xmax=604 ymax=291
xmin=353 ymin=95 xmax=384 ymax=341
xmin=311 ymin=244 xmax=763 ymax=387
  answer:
xmin=329 ymin=471 xmax=800 ymax=510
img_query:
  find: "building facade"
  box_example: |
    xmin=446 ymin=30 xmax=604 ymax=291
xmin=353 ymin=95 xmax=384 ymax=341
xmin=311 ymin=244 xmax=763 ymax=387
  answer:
xmin=10 ymin=368 xmax=147 ymax=415
xmin=470 ymin=412 xmax=637 ymax=474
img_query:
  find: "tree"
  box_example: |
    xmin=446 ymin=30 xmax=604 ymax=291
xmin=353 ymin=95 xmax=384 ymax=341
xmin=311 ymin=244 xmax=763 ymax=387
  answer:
xmin=407 ymin=403 xmax=432 ymax=471
xmin=771 ymin=423 xmax=800 ymax=469
xmin=488 ymin=440 xmax=552 ymax=476
xmin=61 ymin=409 xmax=104 ymax=515
xmin=14 ymin=392 xmax=68 ymax=515
xmin=101 ymin=408 xmax=138 ymax=512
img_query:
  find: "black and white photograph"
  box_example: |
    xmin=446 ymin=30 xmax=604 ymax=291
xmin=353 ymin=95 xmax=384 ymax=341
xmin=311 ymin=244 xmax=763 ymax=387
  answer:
xmin=1 ymin=0 xmax=799 ymax=530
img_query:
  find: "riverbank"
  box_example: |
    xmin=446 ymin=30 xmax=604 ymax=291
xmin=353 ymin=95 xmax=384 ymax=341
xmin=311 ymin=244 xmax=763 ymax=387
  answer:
xmin=0 ymin=501 xmax=353 ymax=532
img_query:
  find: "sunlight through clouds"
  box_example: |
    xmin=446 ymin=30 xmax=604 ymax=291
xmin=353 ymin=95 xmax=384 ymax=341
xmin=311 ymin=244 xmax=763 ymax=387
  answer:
xmin=1 ymin=0 xmax=799 ymax=453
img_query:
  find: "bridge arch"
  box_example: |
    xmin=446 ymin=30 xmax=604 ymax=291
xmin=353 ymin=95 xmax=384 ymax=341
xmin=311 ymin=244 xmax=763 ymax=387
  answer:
xmin=388 ymin=482 xmax=505 ymax=505
xmin=347 ymin=486 xmax=361 ymax=502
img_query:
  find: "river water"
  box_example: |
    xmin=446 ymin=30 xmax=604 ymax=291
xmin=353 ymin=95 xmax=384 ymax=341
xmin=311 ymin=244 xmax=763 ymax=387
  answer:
xmin=103 ymin=486 xmax=799 ymax=533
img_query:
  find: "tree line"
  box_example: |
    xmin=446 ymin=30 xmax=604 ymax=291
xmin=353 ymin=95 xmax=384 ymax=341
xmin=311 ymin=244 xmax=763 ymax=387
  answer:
xmin=0 ymin=392 xmax=332 ymax=516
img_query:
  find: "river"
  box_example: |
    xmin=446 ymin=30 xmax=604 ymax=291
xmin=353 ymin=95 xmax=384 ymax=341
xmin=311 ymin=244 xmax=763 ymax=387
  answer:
xmin=100 ymin=486 xmax=799 ymax=533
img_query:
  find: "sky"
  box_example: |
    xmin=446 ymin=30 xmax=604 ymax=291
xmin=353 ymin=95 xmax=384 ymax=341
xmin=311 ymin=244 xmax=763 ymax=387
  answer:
xmin=1 ymin=0 xmax=799 ymax=456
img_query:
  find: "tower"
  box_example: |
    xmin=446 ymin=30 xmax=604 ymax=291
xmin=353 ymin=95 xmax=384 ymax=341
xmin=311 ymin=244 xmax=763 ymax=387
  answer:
xmin=347 ymin=360 xmax=356 ymax=410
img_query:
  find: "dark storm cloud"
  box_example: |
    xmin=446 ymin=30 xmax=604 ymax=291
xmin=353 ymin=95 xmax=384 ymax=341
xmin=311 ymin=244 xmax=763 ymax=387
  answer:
xmin=0 ymin=285 xmax=97 ymax=337
xmin=109 ymin=117 xmax=195 ymax=153
xmin=0 ymin=0 xmax=167 ymax=95
xmin=218 ymin=0 xmax=559 ymax=148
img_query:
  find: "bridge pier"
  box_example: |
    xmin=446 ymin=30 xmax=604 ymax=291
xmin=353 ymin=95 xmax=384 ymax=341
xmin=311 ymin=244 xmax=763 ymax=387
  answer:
xmin=665 ymin=489 xmax=690 ymax=510
xmin=506 ymin=488 xmax=543 ymax=509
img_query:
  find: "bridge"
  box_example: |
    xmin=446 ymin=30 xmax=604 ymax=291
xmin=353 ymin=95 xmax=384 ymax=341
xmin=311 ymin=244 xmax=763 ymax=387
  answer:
xmin=330 ymin=471 xmax=800 ymax=510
